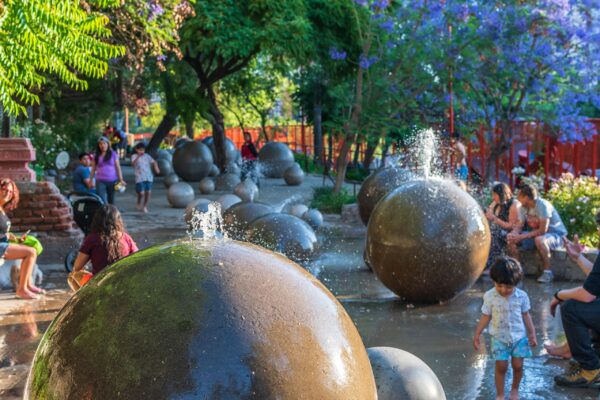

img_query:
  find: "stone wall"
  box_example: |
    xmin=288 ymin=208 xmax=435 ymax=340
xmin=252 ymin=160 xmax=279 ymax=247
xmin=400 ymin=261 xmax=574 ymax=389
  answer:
xmin=7 ymin=181 xmax=82 ymax=263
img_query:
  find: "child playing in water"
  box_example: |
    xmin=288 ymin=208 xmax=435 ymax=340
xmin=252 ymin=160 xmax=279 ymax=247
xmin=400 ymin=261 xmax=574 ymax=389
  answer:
xmin=473 ymin=256 xmax=537 ymax=400
xmin=131 ymin=142 xmax=160 ymax=213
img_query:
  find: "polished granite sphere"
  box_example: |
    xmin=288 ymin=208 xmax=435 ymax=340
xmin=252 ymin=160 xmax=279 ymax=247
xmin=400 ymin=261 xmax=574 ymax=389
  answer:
xmin=302 ymin=209 xmax=324 ymax=231
xmin=357 ymin=167 xmax=414 ymax=225
xmin=209 ymin=164 xmax=220 ymax=177
xmin=157 ymin=149 xmax=172 ymax=162
xmin=367 ymin=347 xmax=446 ymax=400
xmin=283 ymin=163 xmax=304 ymax=186
xmin=215 ymin=173 xmax=241 ymax=192
xmin=203 ymin=136 xmax=239 ymax=165
xmin=26 ymin=239 xmax=377 ymax=400
xmin=173 ymin=141 xmax=214 ymax=182
xmin=184 ymin=198 xmax=212 ymax=227
xmin=175 ymin=137 xmax=192 ymax=149
xmin=215 ymin=194 xmax=242 ymax=213
xmin=163 ymin=173 xmax=180 ymax=188
xmin=167 ymin=182 xmax=195 ymax=208
xmin=287 ymin=204 xmax=308 ymax=218
xmin=156 ymin=158 xmax=173 ymax=177
xmin=233 ymin=180 xmax=259 ymax=202
xmin=246 ymin=213 xmax=317 ymax=262
xmin=258 ymin=142 xmax=295 ymax=178
xmin=198 ymin=177 xmax=215 ymax=194
xmin=222 ymin=202 xmax=273 ymax=240
xmin=365 ymin=179 xmax=490 ymax=303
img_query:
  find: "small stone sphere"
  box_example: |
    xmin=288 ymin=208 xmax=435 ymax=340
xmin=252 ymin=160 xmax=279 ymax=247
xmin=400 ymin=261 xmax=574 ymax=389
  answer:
xmin=163 ymin=173 xmax=180 ymax=188
xmin=302 ymin=209 xmax=324 ymax=230
xmin=258 ymin=142 xmax=295 ymax=178
xmin=209 ymin=164 xmax=220 ymax=177
xmin=365 ymin=178 xmax=491 ymax=303
xmin=246 ymin=213 xmax=317 ymax=262
xmin=367 ymin=347 xmax=446 ymax=400
xmin=284 ymin=163 xmax=305 ymax=186
xmin=198 ymin=177 xmax=215 ymax=194
xmin=287 ymin=204 xmax=309 ymax=218
xmin=225 ymin=162 xmax=241 ymax=175
xmin=357 ymin=167 xmax=414 ymax=225
xmin=156 ymin=149 xmax=172 ymax=162
xmin=25 ymin=239 xmax=377 ymax=400
xmin=156 ymin=158 xmax=173 ymax=177
xmin=215 ymin=173 xmax=241 ymax=192
xmin=233 ymin=180 xmax=259 ymax=202
xmin=222 ymin=202 xmax=274 ymax=240
xmin=215 ymin=194 xmax=242 ymax=213
xmin=184 ymin=198 xmax=212 ymax=227
xmin=202 ymin=136 xmax=238 ymax=165
xmin=167 ymin=182 xmax=195 ymax=208
xmin=173 ymin=141 xmax=214 ymax=182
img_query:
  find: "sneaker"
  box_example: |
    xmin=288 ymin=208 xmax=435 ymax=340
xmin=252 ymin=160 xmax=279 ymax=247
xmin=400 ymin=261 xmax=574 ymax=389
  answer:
xmin=537 ymin=270 xmax=554 ymax=283
xmin=555 ymin=366 xmax=600 ymax=388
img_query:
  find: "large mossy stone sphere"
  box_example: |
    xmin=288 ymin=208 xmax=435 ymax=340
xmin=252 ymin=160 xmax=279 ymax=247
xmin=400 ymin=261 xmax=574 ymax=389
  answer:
xmin=156 ymin=158 xmax=173 ymax=177
xmin=283 ymin=163 xmax=305 ymax=186
xmin=222 ymin=202 xmax=273 ymax=240
xmin=246 ymin=213 xmax=317 ymax=262
xmin=357 ymin=167 xmax=414 ymax=225
xmin=202 ymin=136 xmax=239 ymax=165
xmin=173 ymin=141 xmax=214 ymax=182
xmin=167 ymin=182 xmax=195 ymax=208
xmin=25 ymin=239 xmax=377 ymax=400
xmin=367 ymin=347 xmax=446 ymax=400
xmin=365 ymin=179 xmax=490 ymax=303
xmin=258 ymin=142 xmax=295 ymax=178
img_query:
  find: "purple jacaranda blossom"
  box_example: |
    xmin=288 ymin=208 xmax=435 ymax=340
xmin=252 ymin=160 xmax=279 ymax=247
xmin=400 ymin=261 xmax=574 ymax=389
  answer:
xmin=379 ymin=19 xmax=394 ymax=33
xmin=148 ymin=2 xmax=165 ymax=21
xmin=359 ymin=54 xmax=379 ymax=69
xmin=329 ymin=47 xmax=347 ymax=61
xmin=353 ymin=0 xmax=368 ymax=6
xmin=157 ymin=54 xmax=167 ymax=61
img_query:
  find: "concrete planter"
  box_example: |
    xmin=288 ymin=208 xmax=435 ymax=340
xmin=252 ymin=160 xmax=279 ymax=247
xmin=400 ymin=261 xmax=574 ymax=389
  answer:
xmin=0 ymin=137 xmax=36 ymax=181
xmin=522 ymin=248 xmax=598 ymax=281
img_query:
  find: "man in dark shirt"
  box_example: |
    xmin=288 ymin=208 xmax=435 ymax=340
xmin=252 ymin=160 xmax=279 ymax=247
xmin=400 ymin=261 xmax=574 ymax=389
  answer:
xmin=72 ymin=153 xmax=95 ymax=194
xmin=551 ymin=210 xmax=600 ymax=388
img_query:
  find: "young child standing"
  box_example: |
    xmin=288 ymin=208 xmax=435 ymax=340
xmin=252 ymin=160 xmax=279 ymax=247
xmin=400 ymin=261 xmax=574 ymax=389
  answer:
xmin=131 ymin=142 xmax=160 ymax=213
xmin=473 ymin=257 xmax=537 ymax=400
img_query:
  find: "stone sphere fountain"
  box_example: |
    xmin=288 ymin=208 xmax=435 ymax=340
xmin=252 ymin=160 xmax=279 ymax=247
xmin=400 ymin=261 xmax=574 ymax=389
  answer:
xmin=258 ymin=142 xmax=295 ymax=178
xmin=302 ymin=208 xmax=324 ymax=231
xmin=25 ymin=239 xmax=377 ymax=399
xmin=365 ymin=179 xmax=490 ymax=303
xmin=246 ymin=213 xmax=317 ymax=262
xmin=167 ymin=182 xmax=195 ymax=208
xmin=283 ymin=163 xmax=305 ymax=186
xmin=233 ymin=180 xmax=259 ymax=202
xmin=173 ymin=141 xmax=214 ymax=182
xmin=202 ymin=136 xmax=240 ymax=166
xmin=222 ymin=202 xmax=273 ymax=240
xmin=367 ymin=347 xmax=446 ymax=400
xmin=357 ymin=167 xmax=414 ymax=225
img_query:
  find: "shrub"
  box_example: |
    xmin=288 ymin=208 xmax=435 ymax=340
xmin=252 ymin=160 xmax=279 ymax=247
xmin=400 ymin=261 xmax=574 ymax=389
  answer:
xmin=293 ymin=152 xmax=324 ymax=175
xmin=310 ymin=186 xmax=356 ymax=214
xmin=546 ymin=174 xmax=600 ymax=248
xmin=13 ymin=120 xmax=70 ymax=172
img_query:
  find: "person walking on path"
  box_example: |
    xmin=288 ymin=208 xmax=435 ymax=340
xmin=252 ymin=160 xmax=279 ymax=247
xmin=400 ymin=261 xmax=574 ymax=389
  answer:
xmin=71 ymin=204 xmax=138 ymax=277
xmin=550 ymin=210 xmax=600 ymax=388
xmin=507 ymin=183 xmax=568 ymax=283
xmin=473 ymin=256 xmax=537 ymax=400
xmin=131 ymin=142 xmax=160 ymax=213
xmin=0 ymin=179 xmax=43 ymax=300
xmin=90 ymin=136 xmax=125 ymax=205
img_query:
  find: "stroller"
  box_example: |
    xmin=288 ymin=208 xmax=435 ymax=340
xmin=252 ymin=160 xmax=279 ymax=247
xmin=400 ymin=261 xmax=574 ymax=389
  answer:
xmin=64 ymin=191 xmax=104 ymax=272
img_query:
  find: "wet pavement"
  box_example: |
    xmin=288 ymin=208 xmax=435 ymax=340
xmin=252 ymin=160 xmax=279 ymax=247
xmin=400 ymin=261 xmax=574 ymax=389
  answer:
xmin=0 ymin=166 xmax=597 ymax=399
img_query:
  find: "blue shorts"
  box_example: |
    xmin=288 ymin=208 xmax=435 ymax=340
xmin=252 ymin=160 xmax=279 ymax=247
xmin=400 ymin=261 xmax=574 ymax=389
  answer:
xmin=491 ymin=336 xmax=532 ymax=360
xmin=135 ymin=181 xmax=153 ymax=193
xmin=0 ymin=241 xmax=8 ymax=258
xmin=520 ymin=232 xmax=564 ymax=251
xmin=455 ymin=165 xmax=468 ymax=181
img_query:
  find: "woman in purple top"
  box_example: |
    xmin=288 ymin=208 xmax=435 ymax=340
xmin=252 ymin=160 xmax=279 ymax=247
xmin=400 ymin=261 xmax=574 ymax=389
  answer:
xmin=90 ymin=136 xmax=125 ymax=205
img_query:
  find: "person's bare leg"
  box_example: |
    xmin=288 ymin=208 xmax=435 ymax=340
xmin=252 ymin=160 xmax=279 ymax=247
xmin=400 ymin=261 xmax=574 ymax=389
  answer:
xmin=509 ymin=357 xmax=523 ymax=400
xmin=495 ymin=360 xmax=508 ymax=400
xmin=143 ymin=191 xmax=150 ymax=213
xmin=5 ymin=245 xmax=38 ymax=299
xmin=535 ymin=236 xmax=551 ymax=270
xmin=136 ymin=192 xmax=143 ymax=210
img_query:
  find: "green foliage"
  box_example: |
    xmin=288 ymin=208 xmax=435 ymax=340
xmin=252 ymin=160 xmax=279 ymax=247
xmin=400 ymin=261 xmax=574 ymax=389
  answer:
xmin=0 ymin=0 xmax=125 ymax=115
xmin=294 ymin=152 xmax=323 ymax=174
xmin=546 ymin=174 xmax=600 ymax=248
xmin=345 ymin=167 xmax=369 ymax=182
xmin=310 ymin=186 xmax=356 ymax=214
xmin=13 ymin=120 xmax=69 ymax=172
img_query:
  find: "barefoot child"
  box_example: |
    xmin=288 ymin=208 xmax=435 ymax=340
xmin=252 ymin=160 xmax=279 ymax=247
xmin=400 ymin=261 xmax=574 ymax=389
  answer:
xmin=131 ymin=142 xmax=160 ymax=213
xmin=473 ymin=257 xmax=537 ymax=400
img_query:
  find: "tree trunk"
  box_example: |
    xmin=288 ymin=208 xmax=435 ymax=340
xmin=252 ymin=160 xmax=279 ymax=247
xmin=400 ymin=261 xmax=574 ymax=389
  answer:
xmin=333 ymin=139 xmax=353 ymax=192
xmin=260 ymin=115 xmax=270 ymax=142
xmin=147 ymin=112 xmax=177 ymax=156
xmin=327 ymin=132 xmax=333 ymax=166
xmin=1 ymin=112 xmax=10 ymax=137
xmin=352 ymin=140 xmax=361 ymax=167
xmin=206 ymin=85 xmax=227 ymax=172
xmin=313 ymin=91 xmax=323 ymax=165
xmin=363 ymin=138 xmax=378 ymax=170
xmin=185 ymin=117 xmax=195 ymax=139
